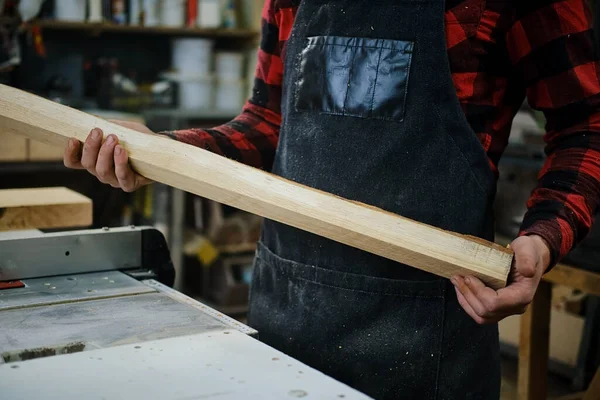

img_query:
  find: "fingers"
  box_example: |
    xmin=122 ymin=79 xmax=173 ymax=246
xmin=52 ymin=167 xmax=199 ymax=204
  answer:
xmin=451 ymin=275 xmax=529 ymax=324
xmin=64 ymin=126 xmax=150 ymax=192
xmin=63 ymin=137 xmax=83 ymax=169
xmin=451 ymin=236 xmax=546 ymax=324
xmin=114 ymin=145 xmax=141 ymax=192
xmin=510 ymin=236 xmax=539 ymax=278
xmin=451 ymin=276 xmax=488 ymax=318
xmin=455 ymin=287 xmax=487 ymax=325
xmin=95 ymin=134 xmax=119 ymax=186
xmin=80 ymin=128 xmax=103 ymax=176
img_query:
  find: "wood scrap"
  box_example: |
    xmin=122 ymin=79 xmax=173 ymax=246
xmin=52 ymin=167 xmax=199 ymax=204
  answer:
xmin=0 ymin=187 xmax=92 ymax=230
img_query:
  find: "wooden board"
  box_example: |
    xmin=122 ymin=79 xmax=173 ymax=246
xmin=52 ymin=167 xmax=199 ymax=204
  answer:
xmin=499 ymin=307 xmax=585 ymax=368
xmin=0 ymin=84 xmax=513 ymax=288
xmin=518 ymin=280 xmax=552 ymax=400
xmin=544 ymin=264 xmax=600 ymax=297
xmin=0 ymin=187 xmax=92 ymax=230
xmin=28 ymin=139 xmax=64 ymax=161
xmin=0 ymin=131 xmax=27 ymax=161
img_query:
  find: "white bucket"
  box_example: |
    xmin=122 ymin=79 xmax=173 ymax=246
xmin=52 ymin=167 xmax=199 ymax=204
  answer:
xmin=215 ymin=79 xmax=246 ymax=111
xmin=215 ymin=52 xmax=244 ymax=80
xmin=143 ymin=0 xmax=160 ymax=26
xmin=246 ymin=49 xmax=258 ymax=99
xmin=129 ymin=0 xmax=141 ymax=24
xmin=172 ymin=38 xmax=214 ymax=75
xmin=54 ymin=0 xmax=86 ymax=21
xmin=170 ymin=75 xmax=214 ymax=110
xmin=197 ymin=0 xmax=221 ymax=28
xmin=160 ymin=0 xmax=185 ymax=27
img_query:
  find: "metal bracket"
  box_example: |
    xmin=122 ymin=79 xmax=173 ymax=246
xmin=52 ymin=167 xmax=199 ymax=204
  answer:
xmin=0 ymin=226 xmax=173 ymax=283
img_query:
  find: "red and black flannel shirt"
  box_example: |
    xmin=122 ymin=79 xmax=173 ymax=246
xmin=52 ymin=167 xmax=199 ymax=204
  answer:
xmin=168 ymin=0 xmax=600 ymax=267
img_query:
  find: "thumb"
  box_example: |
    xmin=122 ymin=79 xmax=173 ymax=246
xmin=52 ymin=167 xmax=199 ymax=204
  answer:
xmin=510 ymin=237 xmax=538 ymax=278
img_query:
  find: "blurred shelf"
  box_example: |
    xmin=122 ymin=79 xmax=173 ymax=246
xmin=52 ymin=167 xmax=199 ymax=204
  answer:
xmin=143 ymin=108 xmax=238 ymax=120
xmin=0 ymin=161 xmax=69 ymax=175
xmin=33 ymin=20 xmax=259 ymax=39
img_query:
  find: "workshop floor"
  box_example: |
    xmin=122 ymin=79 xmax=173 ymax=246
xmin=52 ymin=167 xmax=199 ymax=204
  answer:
xmin=500 ymin=356 xmax=573 ymax=399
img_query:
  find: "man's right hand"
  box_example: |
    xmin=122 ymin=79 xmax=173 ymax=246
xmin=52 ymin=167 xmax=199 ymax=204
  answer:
xmin=63 ymin=120 xmax=153 ymax=192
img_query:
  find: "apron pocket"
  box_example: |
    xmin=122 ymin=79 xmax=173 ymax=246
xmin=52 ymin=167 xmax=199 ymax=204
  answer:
xmin=295 ymin=35 xmax=414 ymax=122
xmin=248 ymin=242 xmax=445 ymax=399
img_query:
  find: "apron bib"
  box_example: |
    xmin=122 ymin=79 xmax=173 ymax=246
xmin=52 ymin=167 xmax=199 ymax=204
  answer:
xmin=247 ymin=1 xmax=502 ymax=398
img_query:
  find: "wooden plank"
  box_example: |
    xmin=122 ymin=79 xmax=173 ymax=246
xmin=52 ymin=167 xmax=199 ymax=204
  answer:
xmin=544 ymin=264 xmax=600 ymax=297
xmin=518 ymin=280 xmax=552 ymax=400
xmin=0 ymin=131 xmax=28 ymax=161
xmin=499 ymin=309 xmax=584 ymax=367
xmin=0 ymin=84 xmax=513 ymax=288
xmin=0 ymin=187 xmax=92 ymax=230
xmin=28 ymin=139 xmax=64 ymax=161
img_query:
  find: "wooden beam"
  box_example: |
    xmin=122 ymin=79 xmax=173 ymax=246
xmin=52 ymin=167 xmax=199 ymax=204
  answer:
xmin=0 ymin=84 xmax=513 ymax=288
xmin=543 ymin=264 xmax=600 ymax=297
xmin=0 ymin=131 xmax=27 ymax=161
xmin=0 ymin=187 xmax=92 ymax=230
xmin=518 ymin=280 xmax=552 ymax=400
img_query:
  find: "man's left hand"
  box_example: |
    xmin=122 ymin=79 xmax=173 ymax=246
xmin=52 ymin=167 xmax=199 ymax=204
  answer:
xmin=450 ymin=235 xmax=551 ymax=324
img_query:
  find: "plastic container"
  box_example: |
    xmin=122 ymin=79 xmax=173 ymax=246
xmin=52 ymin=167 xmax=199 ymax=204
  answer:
xmin=143 ymin=0 xmax=160 ymax=26
xmin=129 ymin=0 xmax=141 ymax=25
xmin=222 ymin=0 xmax=237 ymax=28
xmin=54 ymin=0 xmax=86 ymax=21
xmin=112 ymin=0 xmax=126 ymax=24
xmin=186 ymin=0 xmax=197 ymax=27
xmin=163 ymin=72 xmax=214 ymax=110
xmin=172 ymin=38 xmax=214 ymax=75
xmin=180 ymin=77 xmax=213 ymax=109
xmin=215 ymin=79 xmax=246 ymax=111
xmin=246 ymin=49 xmax=258 ymax=99
xmin=198 ymin=0 xmax=221 ymax=28
xmin=160 ymin=0 xmax=185 ymax=27
xmin=215 ymin=52 xmax=244 ymax=80
xmin=88 ymin=0 xmax=102 ymax=22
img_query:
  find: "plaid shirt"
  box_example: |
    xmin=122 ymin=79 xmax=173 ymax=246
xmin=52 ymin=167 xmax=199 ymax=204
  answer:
xmin=169 ymin=0 xmax=600 ymax=267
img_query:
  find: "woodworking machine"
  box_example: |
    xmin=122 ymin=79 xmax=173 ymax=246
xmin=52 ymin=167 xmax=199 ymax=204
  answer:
xmin=0 ymin=226 xmax=370 ymax=400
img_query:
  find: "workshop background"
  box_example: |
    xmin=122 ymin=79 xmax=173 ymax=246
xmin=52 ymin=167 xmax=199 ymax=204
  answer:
xmin=0 ymin=1 xmax=600 ymax=399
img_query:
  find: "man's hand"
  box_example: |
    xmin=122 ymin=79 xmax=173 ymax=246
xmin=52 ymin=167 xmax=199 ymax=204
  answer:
xmin=450 ymin=235 xmax=551 ymax=324
xmin=63 ymin=120 xmax=153 ymax=192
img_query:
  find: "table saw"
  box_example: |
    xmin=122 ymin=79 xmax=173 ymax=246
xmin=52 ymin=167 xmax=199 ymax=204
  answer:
xmin=0 ymin=226 xmax=371 ymax=399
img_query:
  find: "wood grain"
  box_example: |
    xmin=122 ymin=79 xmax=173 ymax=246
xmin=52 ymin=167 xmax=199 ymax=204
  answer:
xmin=0 ymin=131 xmax=27 ymax=161
xmin=0 ymin=187 xmax=92 ymax=230
xmin=0 ymin=84 xmax=513 ymax=288
xmin=28 ymin=139 xmax=64 ymax=161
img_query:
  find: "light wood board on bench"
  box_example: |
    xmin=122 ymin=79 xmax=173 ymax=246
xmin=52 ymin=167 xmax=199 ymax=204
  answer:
xmin=0 ymin=187 xmax=92 ymax=231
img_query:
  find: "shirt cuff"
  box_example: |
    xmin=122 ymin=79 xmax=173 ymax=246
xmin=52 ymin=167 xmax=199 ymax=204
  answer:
xmin=518 ymin=217 xmax=575 ymax=272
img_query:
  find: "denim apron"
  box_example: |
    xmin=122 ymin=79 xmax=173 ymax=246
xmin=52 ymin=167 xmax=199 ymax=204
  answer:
xmin=247 ymin=0 xmax=502 ymax=398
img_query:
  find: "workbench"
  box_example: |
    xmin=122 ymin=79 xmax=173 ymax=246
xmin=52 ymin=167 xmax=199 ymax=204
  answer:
xmin=0 ymin=226 xmax=370 ymax=400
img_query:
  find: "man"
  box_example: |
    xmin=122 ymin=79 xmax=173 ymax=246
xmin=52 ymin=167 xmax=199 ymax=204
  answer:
xmin=63 ymin=0 xmax=600 ymax=398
